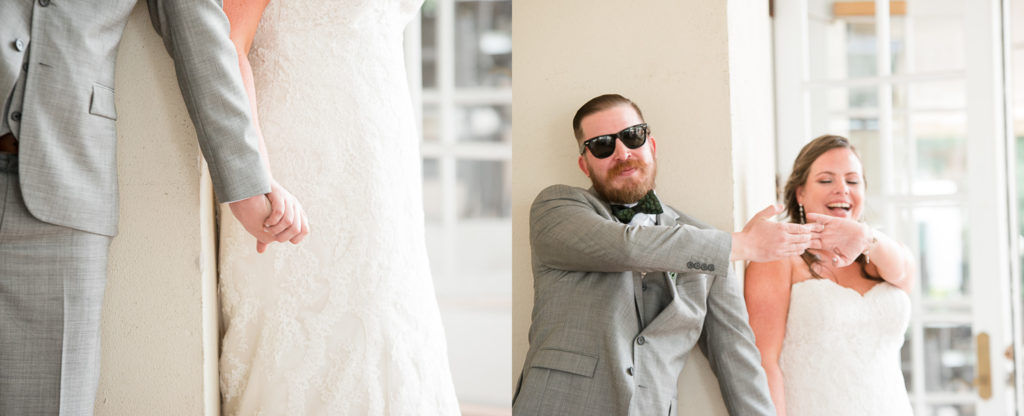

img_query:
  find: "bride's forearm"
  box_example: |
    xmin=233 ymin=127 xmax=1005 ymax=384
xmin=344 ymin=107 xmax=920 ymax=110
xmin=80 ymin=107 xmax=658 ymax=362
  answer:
xmin=864 ymin=230 xmax=915 ymax=290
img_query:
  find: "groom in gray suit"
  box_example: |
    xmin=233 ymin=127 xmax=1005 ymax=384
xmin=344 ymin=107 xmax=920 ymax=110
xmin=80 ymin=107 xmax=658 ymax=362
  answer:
xmin=0 ymin=1 xmax=303 ymax=415
xmin=513 ymin=94 xmax=822 ymax=415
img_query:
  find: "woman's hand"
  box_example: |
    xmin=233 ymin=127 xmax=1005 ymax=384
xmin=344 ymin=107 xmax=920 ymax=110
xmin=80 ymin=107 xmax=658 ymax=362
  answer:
xmin=805 ymin=213 xmax=872 ymax=267
xmin=261 ymin=179 xmax=310 ymax=252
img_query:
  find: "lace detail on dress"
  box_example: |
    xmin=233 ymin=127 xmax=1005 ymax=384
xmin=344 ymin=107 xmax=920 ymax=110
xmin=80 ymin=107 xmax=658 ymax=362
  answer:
xmin=779 ymin=279 xmax=913 ymax=416
xmin=218 ymin=0 xmax=459 ymax=414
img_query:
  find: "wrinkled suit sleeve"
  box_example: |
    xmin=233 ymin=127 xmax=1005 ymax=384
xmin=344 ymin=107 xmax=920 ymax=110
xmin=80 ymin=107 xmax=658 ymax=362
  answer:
xmin=698 ymin=265 xmax=776 ymax=415
xmin=146 ymin=0 xmax=270 ymax=203
xmin=530 ymin=184 xmax=732 ymax=276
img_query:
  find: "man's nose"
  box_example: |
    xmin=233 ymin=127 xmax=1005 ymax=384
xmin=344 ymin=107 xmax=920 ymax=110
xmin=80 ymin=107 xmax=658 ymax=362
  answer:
xmin=611 ymin=138 xmax=631 ymax=160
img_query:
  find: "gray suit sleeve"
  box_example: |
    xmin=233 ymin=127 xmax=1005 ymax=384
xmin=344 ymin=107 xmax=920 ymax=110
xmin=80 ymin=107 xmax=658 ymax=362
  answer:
xmin=146 ymin=0 xmax=271 ymax=203
xmin=530 ymin=185 xmax=731 ymax=276
xmin=697 ymin=266 xmax=776 ymax=415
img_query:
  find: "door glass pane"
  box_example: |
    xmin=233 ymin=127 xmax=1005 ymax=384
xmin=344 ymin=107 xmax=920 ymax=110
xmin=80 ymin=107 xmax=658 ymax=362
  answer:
xmin=909 ymin=111 xmax=966 ymax=196
xmin=924 ymin=325 xmax=975 ymax=393
xmin=454 ymin=1 xmax=512 ymax=88
xmin=914 ymin=206 xmax=969 ymax=300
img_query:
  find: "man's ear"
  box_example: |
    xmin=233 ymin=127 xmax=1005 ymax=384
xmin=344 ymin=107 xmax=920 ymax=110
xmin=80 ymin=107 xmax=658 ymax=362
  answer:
xmin=578 ymin=155 xmax=590 ymax=177
xmin=649 ymin=136 xmax=656 ymax=155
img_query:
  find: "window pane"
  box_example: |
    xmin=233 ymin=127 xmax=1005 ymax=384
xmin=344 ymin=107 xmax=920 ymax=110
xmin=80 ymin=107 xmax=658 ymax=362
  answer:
xmin=924 ymin=325 xmax=975 ymax=393
xmin=456 ymin=159 xmax=508 ymax=219
xmin=911 ymin=113 xmax=966 ymax=196
xmin=423 ymin=104 xmax=441 ymax=143
xmin=898 ymin=80 xmax=966 ymax=111
xmin=808 ymin=13 xmax=874 ymax=81
xmin=457 ymin=105 xmax=509 ymax=142
xmin=901 ymin=0 xmax=965 ymax=74
xmin=423 ymin=158 xmax=442 ymax=223
xmin=901 ymin=330 xmax=913 ymax=391
xmin=421 ymin=0 xmax=438 ymax=89
xmin=454 ymin=1 xmax=512 ymax=88
xmin=807 ymin=10 xmax=892 ymax=80
xmin=914 ymin=206 xmax=969 ymax=300
xmin=808 ymin=1 xmax=969 ymax=79
xmin=927 ymin=404 xmax=976 ymax=416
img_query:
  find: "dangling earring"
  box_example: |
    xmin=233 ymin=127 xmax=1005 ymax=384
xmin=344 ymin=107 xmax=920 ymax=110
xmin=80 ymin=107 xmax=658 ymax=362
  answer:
xmin=799 ymin=204 xmax=806 ymax=224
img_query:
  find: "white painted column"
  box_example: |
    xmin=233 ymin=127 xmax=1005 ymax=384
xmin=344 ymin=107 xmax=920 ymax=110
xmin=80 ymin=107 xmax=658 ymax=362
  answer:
xmin=98 ymin=5 xmax=217 ymax=415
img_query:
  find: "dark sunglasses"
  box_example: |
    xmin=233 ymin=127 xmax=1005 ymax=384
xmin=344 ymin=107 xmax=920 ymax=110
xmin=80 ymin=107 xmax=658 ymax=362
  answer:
xmin=579 ymin=123 xmax=649 ymax=159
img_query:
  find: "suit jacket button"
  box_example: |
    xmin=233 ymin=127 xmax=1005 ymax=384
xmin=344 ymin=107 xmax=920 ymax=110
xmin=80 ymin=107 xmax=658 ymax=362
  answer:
xmin=686 ymin=261 xmax=694 ymax=269
xmin=10 ymin=111 xmax=21 ymax=122
xmin=39 ymin=0 xmax=50 ymax=6
xmin=13 ymin=39 xmax=26 ymax=52
xmin=626 ymin=367 xmax=634 ymax=376
xmin=636 ymin=335 xmax=646 ymax=345
xmin=709 ymin=264 xmax=715 ymax=272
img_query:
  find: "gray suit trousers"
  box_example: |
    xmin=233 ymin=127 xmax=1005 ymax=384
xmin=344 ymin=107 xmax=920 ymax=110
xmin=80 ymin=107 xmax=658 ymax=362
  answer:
xmin=0 ymin=153 xmax=111 ymax=416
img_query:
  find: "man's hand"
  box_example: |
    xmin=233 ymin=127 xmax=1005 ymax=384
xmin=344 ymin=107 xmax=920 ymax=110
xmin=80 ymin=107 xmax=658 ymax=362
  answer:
xmin=731 ymin=204 xmax=823 ymax=262
xmin=228 ymin=193 xmax=276 ymax=253
xmin=805 ymin=213 xmax=871 ymax=267
xmin=228 ymin=180 xmax=310 ymax=253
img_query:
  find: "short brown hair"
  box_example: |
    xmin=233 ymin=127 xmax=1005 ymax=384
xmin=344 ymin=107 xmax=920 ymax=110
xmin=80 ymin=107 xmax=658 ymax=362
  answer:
xmin=572 ymin=94 xmax=645 ymax=141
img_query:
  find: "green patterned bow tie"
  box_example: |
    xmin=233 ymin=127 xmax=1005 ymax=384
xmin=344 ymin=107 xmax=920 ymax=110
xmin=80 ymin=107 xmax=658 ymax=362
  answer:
xmin=610 ymin=190 xmax=663 ymax=223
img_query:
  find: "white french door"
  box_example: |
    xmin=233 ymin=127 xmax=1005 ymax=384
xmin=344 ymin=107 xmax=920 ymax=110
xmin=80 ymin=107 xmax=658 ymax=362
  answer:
xmin=774 ymin=0 xmax=1021 ymax=414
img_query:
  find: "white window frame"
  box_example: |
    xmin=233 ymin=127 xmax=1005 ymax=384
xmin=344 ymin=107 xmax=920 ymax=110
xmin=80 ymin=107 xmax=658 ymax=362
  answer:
xmin=405 ymin=0 xmax=513 ymax=411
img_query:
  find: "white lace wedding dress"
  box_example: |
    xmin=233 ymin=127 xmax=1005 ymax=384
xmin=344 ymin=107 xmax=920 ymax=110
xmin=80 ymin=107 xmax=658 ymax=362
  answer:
xmin=217 ymin=1 xmax=460 ymax=414
xmin=779 ymin=279 xmax=913 ymax=415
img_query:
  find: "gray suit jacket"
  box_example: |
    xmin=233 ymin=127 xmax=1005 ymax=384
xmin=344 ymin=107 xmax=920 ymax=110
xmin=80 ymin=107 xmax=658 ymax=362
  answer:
xmin=513 ymin=185 xmax=774 ymax=416
xmin=0 ymin=0 xmax=269 ymax=236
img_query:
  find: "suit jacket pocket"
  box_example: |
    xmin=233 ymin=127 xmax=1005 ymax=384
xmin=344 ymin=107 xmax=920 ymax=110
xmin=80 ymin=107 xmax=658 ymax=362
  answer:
xmin=531 ymin=348 xmax=598 ymax=377
xmin=89 ymin=84 xmax=117 ymax=120
xmin=516 ymin=348 xmax=599 ymax=415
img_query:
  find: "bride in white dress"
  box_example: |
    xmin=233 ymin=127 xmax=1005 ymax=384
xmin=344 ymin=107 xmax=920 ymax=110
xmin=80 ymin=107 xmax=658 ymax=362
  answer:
xmin=217 ymin=0 xmax=460 ymax=414
xmin=745 ymin=135 xmax=917 ymax=415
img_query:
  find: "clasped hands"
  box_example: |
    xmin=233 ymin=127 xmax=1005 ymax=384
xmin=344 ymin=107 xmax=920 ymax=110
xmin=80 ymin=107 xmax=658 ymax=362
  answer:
xmin=732 ymin=204 xmax=873 ymax=265
xmin=228 ymin=179 xmax=310 ymax=253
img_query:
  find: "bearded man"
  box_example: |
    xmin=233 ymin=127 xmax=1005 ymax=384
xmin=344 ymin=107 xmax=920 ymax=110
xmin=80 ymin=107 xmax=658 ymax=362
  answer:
xmin=512 ymin=94 xmax=822 ymax=416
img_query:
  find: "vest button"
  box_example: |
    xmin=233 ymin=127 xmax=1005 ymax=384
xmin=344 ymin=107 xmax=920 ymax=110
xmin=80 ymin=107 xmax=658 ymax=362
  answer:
xmin=10 ymin=111 xmax=22 ymax=122
xmin=39 ymin=0 xmax=51 ymax=6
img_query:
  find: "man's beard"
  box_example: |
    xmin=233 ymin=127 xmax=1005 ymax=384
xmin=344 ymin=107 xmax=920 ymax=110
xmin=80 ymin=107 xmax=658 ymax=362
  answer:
xmin=590 ymin=157 xmax=657 ymax=204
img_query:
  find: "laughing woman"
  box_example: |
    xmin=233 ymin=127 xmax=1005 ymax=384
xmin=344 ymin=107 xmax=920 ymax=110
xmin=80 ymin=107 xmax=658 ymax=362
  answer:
xmin=745 ymin=135 xmax=917 ymax=416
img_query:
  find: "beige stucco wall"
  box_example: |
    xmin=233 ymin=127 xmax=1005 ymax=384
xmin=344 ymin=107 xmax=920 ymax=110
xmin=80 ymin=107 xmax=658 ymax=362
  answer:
xmin=510 ymin=1 xmax=776 ymax=414
xmin=96 ymin=5 xmax=218 ymax=415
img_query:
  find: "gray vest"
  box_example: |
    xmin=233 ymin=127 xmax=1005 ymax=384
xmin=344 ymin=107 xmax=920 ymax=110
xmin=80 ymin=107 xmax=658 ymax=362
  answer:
xmin=0 ymin=41 xmax=28 ymax=138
